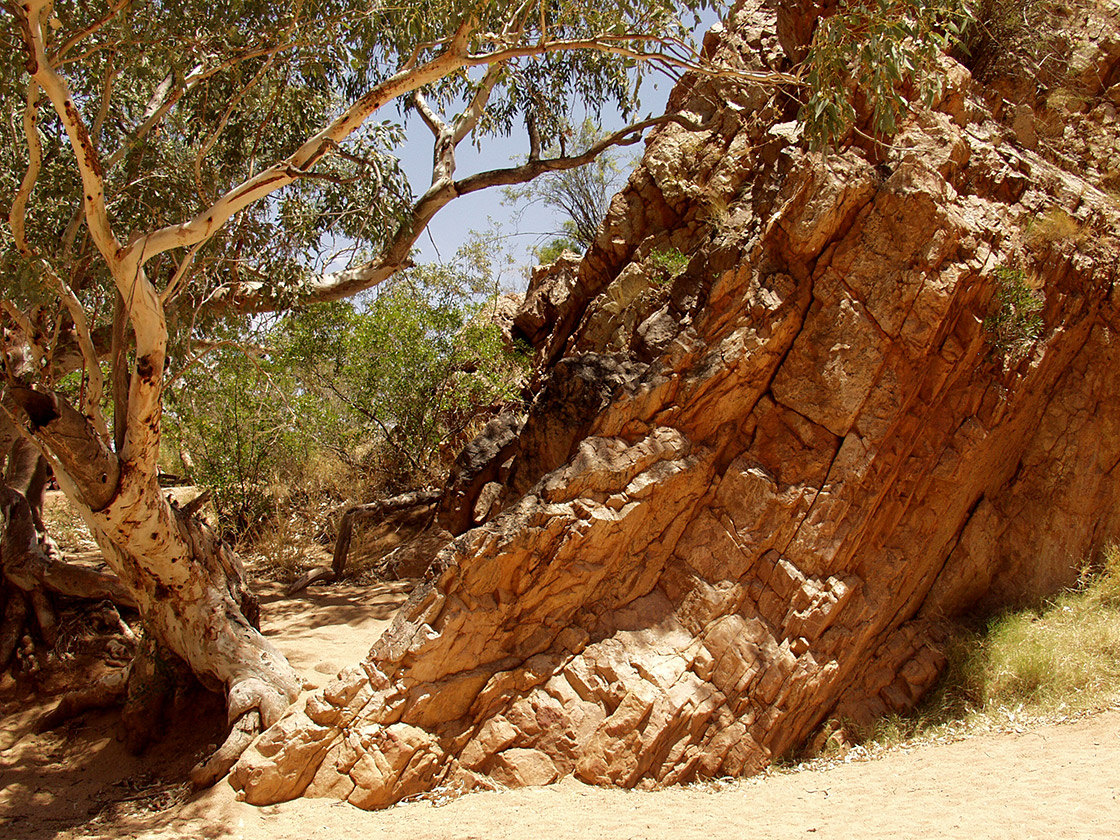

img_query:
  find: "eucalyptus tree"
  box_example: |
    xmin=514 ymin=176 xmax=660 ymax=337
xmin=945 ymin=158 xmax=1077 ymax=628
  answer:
xmin=0 ymin=0 xmax=793 ymax=777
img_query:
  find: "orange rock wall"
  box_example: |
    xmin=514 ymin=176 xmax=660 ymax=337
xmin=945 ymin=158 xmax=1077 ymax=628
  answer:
xmin=231 ymin=0 xmax=1120 ymax=806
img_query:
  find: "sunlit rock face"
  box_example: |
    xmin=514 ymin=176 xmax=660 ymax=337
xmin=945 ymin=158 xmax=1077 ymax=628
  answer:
xmin=231 ymin=0 xmax=1120 ymax=807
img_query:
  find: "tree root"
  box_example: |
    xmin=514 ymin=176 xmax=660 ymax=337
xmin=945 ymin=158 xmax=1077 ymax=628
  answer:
xmin=0 ymin=592 xmax=28 ymax=670
xmin=284 ymin=564 xmax=338 ymax=595
xmin=36 ymin=667 xmax=130 ymax=731
xmin=189 ymin=710 xmax=261 ymax=789
xmin=28 ymin=588 xmax=57 ymax=646
xmin=1 ymin=476 xmax=135 ymax=675
xmin=121 ymin=636 xmax=196 ymax=754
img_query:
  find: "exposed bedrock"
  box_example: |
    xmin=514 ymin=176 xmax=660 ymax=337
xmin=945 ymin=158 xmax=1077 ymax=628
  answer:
xmin=231 ymin=0 xmax=1120 ymax=806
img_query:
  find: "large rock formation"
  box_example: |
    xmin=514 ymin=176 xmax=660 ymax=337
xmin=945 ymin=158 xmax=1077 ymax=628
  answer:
xmin=231 ymin=0 xmax=1120 ymax=806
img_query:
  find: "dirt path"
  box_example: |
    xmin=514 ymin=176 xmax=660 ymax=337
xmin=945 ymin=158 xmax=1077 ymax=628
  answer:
xmin=3 ymin=578 xmax=1118 ymax=840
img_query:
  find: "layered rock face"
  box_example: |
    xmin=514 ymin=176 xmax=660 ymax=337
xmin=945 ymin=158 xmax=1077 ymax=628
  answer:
xmin=232 ymin=0 xmax=1120 ymax=806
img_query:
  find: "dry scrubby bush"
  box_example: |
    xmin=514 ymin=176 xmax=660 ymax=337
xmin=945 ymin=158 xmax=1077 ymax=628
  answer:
xmin=983 ymin=266 xmax=1045 ymax=364
xmin=958 ymin=0 xmax=1071 ymax=90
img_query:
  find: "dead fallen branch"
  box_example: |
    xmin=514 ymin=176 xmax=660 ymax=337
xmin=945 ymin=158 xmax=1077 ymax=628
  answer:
xmin=285 ymin=488 xmax=442 ymax=596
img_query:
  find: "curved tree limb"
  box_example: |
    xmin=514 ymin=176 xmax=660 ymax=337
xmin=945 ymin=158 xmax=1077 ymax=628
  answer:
xmin=1 ymin=481 xmax=135 ymax=607
xmin=455 ymin=113 xmax=704 ymax=195
xmin=9 ymin=79 xmax=42 ymax=257
xmin=208 ymin=109 xmax=706 ymax=313
xmin=20 ymin=0 xmax=122 ymax=269
xmin=4 ymin=387 xmax=119 ymax=511
xmin=129 ymin=18 xmax=478 ymax=264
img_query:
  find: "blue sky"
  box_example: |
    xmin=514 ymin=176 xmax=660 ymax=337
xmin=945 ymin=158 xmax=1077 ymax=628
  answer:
xmin=393 ymin=7 xmax=723 ymax=286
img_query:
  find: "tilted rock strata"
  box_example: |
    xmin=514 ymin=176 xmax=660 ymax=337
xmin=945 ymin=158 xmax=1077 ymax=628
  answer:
xmin=231 ymin=0 xmax=1120 ymax=806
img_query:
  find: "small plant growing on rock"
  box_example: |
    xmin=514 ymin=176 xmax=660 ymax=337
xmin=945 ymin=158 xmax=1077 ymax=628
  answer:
xmin=984 ymin=266 xmax=1044 ymax=362
xmin=1026 ymin=206 xmax=1083 ymax=247
xmin=701 ymin=193 xmax=734 ymax=237
xmin=649 ymin=247 xmax=690 ymax=282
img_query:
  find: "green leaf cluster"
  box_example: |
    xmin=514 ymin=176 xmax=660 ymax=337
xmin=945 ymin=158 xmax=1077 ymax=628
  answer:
xmin=798 ymin=0 xmax=968 ymax=149
xmin=648 ymin=246 xmax=689 ymax=280
xmin=166 ymin=251 xmax=529 ymax=535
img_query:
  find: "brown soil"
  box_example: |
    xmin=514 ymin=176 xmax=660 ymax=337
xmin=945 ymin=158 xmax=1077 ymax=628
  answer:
xmin=3 ymin=576 xmax=1118 ymax=840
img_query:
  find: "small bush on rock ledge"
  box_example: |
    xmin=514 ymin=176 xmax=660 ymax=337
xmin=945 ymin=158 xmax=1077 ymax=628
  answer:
xmin=984 ymin=266 xmax=1045 ymax=364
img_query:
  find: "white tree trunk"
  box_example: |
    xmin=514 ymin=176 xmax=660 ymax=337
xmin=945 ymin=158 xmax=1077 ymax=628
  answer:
xmin=87 ymin=470 xmax=301 ymax=727
xmin=6 ymin=386 xmax=302 ymax=739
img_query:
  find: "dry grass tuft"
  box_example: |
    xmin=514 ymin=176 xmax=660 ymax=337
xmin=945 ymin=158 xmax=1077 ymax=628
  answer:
xmin=1026 ymin=206 xmax=1083 ymax=247
xmin=858 ymin=545 xmax=1120 ymax=750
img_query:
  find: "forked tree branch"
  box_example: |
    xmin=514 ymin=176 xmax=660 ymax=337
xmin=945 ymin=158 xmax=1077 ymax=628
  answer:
xmin=228 ymin=111 xmax=704 ymax=308
xmin=49 ymin=0 xmax=130 ymax=63
xmin=127 ymin=18 xmax=478 ymax=264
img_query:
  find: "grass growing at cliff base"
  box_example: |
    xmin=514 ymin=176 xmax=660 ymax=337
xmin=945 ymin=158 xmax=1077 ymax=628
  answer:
xmin=860 ymin=545 xmax=1120 ymax=748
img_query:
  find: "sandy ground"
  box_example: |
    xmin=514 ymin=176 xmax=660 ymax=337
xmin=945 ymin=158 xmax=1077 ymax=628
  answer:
xmin=3 ymin=576 xmax=1119 ymax=840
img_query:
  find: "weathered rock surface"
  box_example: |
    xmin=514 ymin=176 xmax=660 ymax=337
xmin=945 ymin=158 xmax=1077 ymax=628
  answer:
xmin=232 ymin=0 xmax=1120 ymax=806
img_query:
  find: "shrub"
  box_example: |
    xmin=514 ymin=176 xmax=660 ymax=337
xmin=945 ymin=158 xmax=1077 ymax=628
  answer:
xmin=1026 ymin=207 xmax=1083 ymax=246
xmin=648 ymin=247 xmax=690 ymax=281
xmin=957 ymin=0 xmax=1069 ymax=91
xmin=167 ymin=256 xmax=529 ymax=544
xmin=983 ymin=266 xmax=1044 ymax=363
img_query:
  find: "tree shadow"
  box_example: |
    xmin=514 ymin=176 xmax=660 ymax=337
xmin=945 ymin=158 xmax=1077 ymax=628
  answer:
xmin=256 ymin=579 xmax=412 ymax=634
xmin=0 ymin=686 xmax=225 ymax=840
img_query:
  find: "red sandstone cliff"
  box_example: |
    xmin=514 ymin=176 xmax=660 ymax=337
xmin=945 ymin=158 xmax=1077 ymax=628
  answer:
xmin=231 ymin=0 xmax=1120 ymax=806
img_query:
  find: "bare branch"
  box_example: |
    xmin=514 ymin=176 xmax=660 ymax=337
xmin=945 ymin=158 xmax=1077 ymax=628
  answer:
xmin=160 ymin=241 xmax=205 ymax=306
xmin=239 ymin=114 xmax=703 ymax=309
xmin=453 ymin=115 xmax=702 ymax=196
xmin=45 ymin=263 xmax=110 ymax=441
xmin=9 ymin=80 xmax=42 ymax=257
xmin=413 ymin=90 xmax=446 ymax=137
xmin=452 ymin=62 xmax=504 ymax=144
